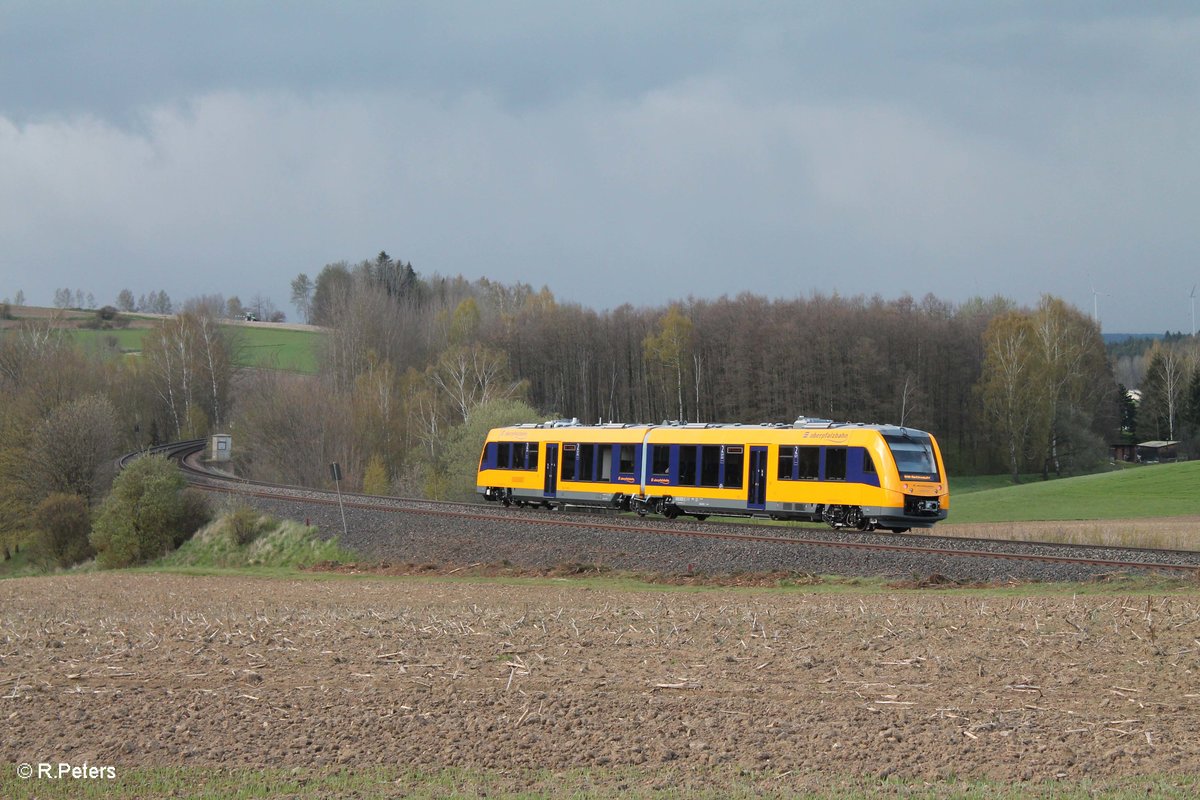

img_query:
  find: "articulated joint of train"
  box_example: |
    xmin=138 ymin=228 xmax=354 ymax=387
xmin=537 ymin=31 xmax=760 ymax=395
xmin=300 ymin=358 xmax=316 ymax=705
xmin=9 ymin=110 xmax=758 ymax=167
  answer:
xmin=629 ymin=493 xmax=683 ymax=519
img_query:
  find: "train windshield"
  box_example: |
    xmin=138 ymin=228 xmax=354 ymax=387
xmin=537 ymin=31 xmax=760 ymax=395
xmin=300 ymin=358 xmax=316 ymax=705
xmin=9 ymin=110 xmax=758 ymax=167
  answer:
xmin=883 ymin=434 xmax=939 ymax=481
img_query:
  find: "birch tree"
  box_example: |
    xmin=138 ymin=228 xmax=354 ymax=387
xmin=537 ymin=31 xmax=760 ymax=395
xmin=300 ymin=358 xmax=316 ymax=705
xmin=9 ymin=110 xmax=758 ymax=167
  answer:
xmin=428 ymin=344 xmax=524 ymax=424
xmin=977 ymin=312 xmax=1047 ymax=482
xmin=643 ymin=304 xmax=694 ymax=421
xmin=1029 ymin=296 xmax=1110 ymax=476
xmin=141 ymin=311 xmax=234 ymax=438
xmin=1140 ymin=344 xmax=1188 ymax=441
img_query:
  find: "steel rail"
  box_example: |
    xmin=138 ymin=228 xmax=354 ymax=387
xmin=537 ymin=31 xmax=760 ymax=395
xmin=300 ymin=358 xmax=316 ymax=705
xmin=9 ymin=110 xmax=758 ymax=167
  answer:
xmin=140 ymin=439 xmax=1200 ymax=577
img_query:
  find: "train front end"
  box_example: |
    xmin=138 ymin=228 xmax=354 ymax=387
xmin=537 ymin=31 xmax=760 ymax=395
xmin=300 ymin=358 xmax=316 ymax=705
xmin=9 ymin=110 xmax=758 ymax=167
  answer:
xmin=878 ymin=429 xmax=949 ymax=529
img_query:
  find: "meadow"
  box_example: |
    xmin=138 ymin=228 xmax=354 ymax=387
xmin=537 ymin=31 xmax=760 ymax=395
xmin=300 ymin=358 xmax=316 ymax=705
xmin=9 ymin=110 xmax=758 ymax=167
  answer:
xmin=947 ymin=461 xmax=1200 ymax=521
xmin=68 ymin=322 xmax=323 ymax=373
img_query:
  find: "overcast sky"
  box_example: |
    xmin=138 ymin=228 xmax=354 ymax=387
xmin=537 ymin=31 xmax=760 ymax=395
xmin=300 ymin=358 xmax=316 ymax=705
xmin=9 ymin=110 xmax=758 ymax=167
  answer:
xmin=2 ymin=2 xmax=1198 ymax=332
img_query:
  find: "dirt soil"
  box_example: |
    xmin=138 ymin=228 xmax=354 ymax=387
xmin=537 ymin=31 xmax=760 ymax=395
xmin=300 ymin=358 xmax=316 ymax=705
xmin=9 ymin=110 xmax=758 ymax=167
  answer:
xmin=2 ymin=573 xmax=1199 ymax=789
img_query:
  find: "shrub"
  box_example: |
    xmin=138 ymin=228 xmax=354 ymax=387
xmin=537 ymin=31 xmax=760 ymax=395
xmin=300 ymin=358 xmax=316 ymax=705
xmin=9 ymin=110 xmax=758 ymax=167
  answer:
xmin=79 ymin=306 xmax=123 ymax=330
xmin=163 ymin=515 xmax=356 ymax=569
xmin=433 ymin=398 xmax=542 ymax=500
xmin=174 ymin=489 xmax=212 ymax=548
xmin=29 ymin=394 xmax=118 ymax=502
xmin=90 ymin=455 xmax=201 ymax=568
xmin=362 ymin=453 xmax=390 ymax=496
xmin=227 ymin=505 xmax=263 ymax=546
xmin=32 ymin=493 xmax=94 ymax=568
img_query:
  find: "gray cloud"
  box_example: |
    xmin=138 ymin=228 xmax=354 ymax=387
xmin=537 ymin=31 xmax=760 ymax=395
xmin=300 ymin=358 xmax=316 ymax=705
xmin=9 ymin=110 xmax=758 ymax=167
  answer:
xmin=2 ymin=3 xmax=1198 ymax=331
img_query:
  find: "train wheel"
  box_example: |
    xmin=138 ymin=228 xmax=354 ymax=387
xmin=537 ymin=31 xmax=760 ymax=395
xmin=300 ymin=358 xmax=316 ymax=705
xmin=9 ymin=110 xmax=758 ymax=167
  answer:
xmin=693 ymin=514 xmax=708 ymax=521
xmin=845 ymin=506 xmax=864 ymax=529
xmin=664 ymin=506 xmax=680 ymax=520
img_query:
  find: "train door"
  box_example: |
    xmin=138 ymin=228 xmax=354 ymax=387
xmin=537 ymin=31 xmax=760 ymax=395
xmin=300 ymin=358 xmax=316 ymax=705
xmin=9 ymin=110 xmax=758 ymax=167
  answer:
xmin=748 ymin=446 xmax=768 ymax=510
xmin=543 ymin=443 xmax=558 ymax=499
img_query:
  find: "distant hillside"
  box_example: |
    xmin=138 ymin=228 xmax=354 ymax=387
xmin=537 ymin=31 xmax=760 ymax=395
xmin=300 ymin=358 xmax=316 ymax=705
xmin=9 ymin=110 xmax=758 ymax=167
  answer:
xmin=55 ymin=319 xmax=323 ymax=374
xmin=950 ymin=461 xmax=1200 ymax=522
xmin=1102 ymin=333 xmax=1161 ymax=345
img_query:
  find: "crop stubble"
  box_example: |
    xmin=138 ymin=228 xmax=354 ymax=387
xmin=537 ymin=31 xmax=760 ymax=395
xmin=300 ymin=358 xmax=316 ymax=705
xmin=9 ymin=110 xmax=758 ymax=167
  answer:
xmin=2 ymin=573 xmax=1199 ymax=784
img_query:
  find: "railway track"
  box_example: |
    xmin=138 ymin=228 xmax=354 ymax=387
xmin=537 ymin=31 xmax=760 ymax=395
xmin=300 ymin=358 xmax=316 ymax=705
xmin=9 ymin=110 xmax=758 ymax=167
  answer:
xmin=126 ymin=440 xmax=1200 ymax=580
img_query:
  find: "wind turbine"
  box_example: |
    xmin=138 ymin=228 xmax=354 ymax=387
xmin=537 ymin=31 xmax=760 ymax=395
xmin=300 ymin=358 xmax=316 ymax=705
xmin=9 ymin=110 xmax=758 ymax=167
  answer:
xmin=1089 ymin=278 xmax=1108 ymax=328
xmin=1191 ymin=284 xmax=1197 ymax=337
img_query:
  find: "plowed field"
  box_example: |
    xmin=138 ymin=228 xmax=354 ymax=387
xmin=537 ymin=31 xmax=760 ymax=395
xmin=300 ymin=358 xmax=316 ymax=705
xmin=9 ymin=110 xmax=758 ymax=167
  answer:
xmin=2 ymin=573 xmax=1199 ymax=794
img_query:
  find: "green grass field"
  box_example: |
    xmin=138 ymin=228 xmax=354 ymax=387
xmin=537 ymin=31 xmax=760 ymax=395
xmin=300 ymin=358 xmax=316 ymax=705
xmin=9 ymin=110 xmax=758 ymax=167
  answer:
xmin=67 ymin=324 xmax=323 ymax=373
xmin=228 ymin=326 xmax=322 ymax=373
xmin=66 ymin=327 xmax=150 ymax=355
xmin=0 ymin=543 xmax=41 ymax=579
xmin=949 ymin=460 xmax=1200 ymax=523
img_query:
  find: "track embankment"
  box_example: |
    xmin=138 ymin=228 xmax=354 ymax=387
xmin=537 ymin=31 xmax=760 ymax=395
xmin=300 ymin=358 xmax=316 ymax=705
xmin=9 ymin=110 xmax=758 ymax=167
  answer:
xmin=135 ymin=441 xmax=1200 ymax=583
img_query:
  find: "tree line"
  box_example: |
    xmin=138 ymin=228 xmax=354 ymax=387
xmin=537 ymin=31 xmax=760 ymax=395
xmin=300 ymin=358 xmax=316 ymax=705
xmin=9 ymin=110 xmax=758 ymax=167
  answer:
xmin=247 ymin=253 xmax=1132 ymax=498
xmin=5 ymin=252 xmax=1197 ymax=571
xmin=0 ymin=307 xmax=228 ymax=567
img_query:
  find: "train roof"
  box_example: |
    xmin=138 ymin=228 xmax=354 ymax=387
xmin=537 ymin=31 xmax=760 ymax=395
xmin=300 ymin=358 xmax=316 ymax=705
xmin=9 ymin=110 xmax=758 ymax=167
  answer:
xmin=498 ymin=417 xmax=933 ymax=437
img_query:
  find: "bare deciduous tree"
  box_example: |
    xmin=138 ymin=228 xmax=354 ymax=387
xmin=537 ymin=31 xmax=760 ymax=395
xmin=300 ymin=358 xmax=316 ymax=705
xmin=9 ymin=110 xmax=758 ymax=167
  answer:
xmin=977 ymin=312 xmax=1047 ymax=482
xmin=429 ymin=344 xmax=524 ymax=424
xmin=141 ymin=311 xmax=234 ymax=438
xmin=28 ymin=394 xmax=119 ymax=502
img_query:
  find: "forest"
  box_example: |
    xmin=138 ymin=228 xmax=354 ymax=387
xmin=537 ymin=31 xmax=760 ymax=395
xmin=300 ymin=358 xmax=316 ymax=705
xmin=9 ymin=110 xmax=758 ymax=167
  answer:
xmin=3 ymin=253 xmax=1200 ymax=567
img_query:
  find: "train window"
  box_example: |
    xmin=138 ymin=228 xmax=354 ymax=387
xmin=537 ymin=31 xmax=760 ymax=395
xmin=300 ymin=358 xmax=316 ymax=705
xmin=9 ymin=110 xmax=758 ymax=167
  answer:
xmin=561 ymin=444 xmax=577 ymax=480
xmin=797 ymin=447 xmax=820 ymax=480
xmin=525 ymin=442 xmax=540 ymax=470
xmin=825 ymin=447 xmax=847 ymax=481
xmin=883 ymin=434 xmax=939 ymax=481
xmin=599 ymin=446 xmax=613 ymax=480
xmin=862 ymin=450 xmax=876 ymax=475
xmin=778 ymin=446 xmax=797 ymax=480
xmin=724 ymin=446 xmax=744 ymax=489
xmin=579 ymin=444 xmax=596 ymax=481
xmin=652 ymin=445 xmax=671 ymax=476
xmin=498 ymin=442 xmax=513 ymax=469
xmin=679 ymin=446 xmax=697 ymax=485
xmin=480 ymin=445 xmax=490 ymax=471
xmin=619 ymin=444 xmax=636 ymax=474
xmin=700 ymin=446 xmax=722 ymax=487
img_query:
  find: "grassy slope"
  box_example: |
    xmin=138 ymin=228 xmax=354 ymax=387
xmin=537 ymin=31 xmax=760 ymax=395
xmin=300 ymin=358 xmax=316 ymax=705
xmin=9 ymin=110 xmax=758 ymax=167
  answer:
xmin=159 ymin=515 xmax=356 ymax=570
xmin=66 ymin=328 xmax=148 ymax=354
xmin=229 ymin=326 xmax=322 ymax=373
xmin=68 ymin=324 xmax=322 ymax=373
xmin=0 ymin=545 xmax=42 ymax=579
xmin=949 ymin=460 xmax=1200 ymax=523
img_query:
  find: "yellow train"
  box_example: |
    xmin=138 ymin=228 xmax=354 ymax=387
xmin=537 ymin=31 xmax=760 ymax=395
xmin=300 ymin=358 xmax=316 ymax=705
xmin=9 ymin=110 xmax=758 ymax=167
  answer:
xmin=477 ymin=417 xmax=949 ymax=532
